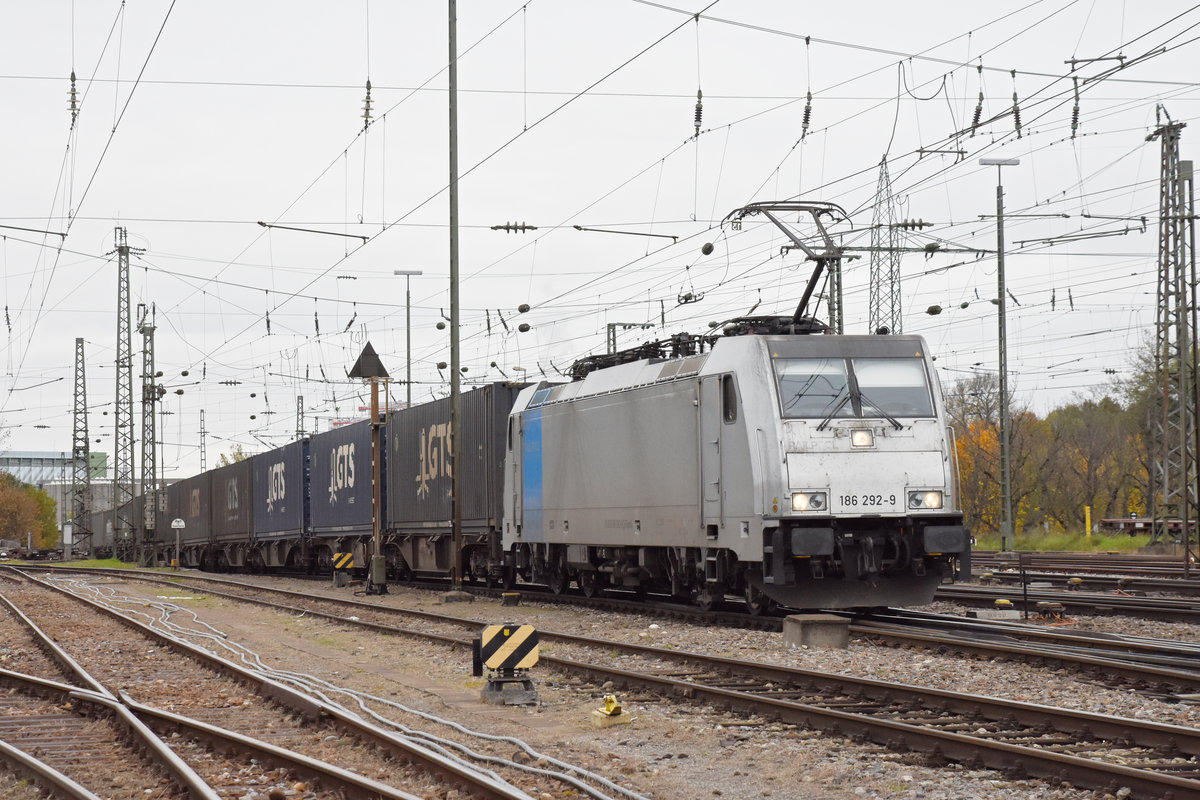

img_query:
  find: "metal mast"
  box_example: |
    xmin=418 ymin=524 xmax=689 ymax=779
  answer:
xmin=111 ymin=227 xmax=139 ymax=561
xmin=1147 ymin=108 xmax=1196 ymax=566
xmin=199 ymin=409 xmax=207 ymax=473
xmin=869 ymin=159 xmax=902 ymax=335
xmin=827 ymin=260 xmax=844 ymax=334
xmin=449 ymin=0 xmax=464 ymax=589
xmin=138 ymin=304 xmax=161 ymax=566
xmin=70 ymin=337 xmax=92 ymax=558
xmin=295 ymin=395 xmax=305 ymax=440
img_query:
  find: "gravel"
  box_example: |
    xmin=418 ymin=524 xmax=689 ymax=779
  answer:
xmin=79 ymin=573 xmax=1194 ymax=800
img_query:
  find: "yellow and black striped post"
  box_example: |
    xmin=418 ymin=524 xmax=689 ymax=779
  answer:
xmin=475 ymin=623 xmax=539 ymax=706
xmin=479 ymin=624 xmax=539 ymax=671
xmin=332 ymin=552 xmax=354 ymax=588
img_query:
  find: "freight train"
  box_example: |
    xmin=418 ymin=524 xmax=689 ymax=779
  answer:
xmin=88 ymin=318 xmax=970 ymax=612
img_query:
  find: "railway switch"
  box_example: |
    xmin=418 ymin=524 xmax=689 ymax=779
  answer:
xmin=474 ymin=623 xmax=539 ymax=705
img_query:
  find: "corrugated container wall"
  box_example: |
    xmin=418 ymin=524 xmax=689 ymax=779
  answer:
xmin=309 ymin=420 xmax=375 ymax=538
xmin=386 ymin=383 xmax=523 ymax=533
xmin=166 ymin=471 xmax=212 ymax=546
xmin=210 ymin=460 xmax=253 ymax=542
xmin=253 ymin=439 xmax=308 ymax=539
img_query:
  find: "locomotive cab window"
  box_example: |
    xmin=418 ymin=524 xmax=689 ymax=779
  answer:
xmin=851 ymin=358 xmax=934 ymax=418
xmin=775 ymin=358 xmax=851 ymax=419
xmin=721 ymin=374 xmax=738 ymax=423
xmin=774 ymin=356 xmax=933 ymax=419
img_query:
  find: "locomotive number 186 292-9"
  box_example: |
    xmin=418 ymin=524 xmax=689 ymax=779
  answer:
xmin=838 ymin=494 xmax=897 ymax=507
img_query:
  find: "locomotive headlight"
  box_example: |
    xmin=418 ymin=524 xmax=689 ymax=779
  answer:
xmin=792 ymin=492 xmax=827 ymax=512
xmin=908 ymin=490 xmax=943 ymax=509
xmin=850 ymin=429 xmax=874 ymax=448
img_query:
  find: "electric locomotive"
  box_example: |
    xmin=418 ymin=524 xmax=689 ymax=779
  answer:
xmin=500 ymin=325 xmax=968 ymax=611
xmin=499 ymin=200 xmax=969 ymax=611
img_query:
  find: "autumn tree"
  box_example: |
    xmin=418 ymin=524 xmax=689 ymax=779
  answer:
xmin=0 ymin=473 xmax=58 ymax=548
xmin=217 ymin=444 xmax=252 ymax=467
xmin=944 ymin=374 xmax=1050 ymax=536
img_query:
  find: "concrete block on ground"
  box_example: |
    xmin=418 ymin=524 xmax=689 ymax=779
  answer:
xmin=966 ymin=609 xmax=1022 ymax=620
xmin=783 ymin=613 xmax=850 ymax=650
xmin=591 ymin=709 xmax=633 ymax=728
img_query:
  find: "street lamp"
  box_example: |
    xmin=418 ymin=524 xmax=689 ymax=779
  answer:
xmin=980 ymin=157 xmax=1020 ymax=551
xmin=393 ymin=270 xmax=423 ymax=408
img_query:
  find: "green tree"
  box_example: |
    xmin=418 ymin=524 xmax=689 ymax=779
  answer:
xmin=1043 ymin=394 xmax=1143 ymax=529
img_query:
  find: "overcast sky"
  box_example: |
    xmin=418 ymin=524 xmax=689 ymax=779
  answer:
xmin=2 ymin=1 xmax=1197 ymax=479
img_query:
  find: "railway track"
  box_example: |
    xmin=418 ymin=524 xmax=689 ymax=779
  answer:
xmin=973 ymin=569 xmax=1200 ymax=597
xmin=852 ymin=609 xmax=1200 ymax=695
xmin=936 ymin=583 xmax=1200 ymax=623
xmin=1 ymin=570 xmax=631 ymax=800
xmin=34 ymin=566 xmax=1200 ymax=798
xmin=973 ymin=551 xmax=1196 ymax=579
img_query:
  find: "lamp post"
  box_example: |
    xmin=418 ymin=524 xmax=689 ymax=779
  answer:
xmin=980 ymin=157 xmax=1020 ymax=552
xmin=393 ymin=270 xmax=423 ymax=408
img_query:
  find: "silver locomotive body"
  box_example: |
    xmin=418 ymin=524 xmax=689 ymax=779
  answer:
xmin=502 ymin=333 xmax=968 ymax=610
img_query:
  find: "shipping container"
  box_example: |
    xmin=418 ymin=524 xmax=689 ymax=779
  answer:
xmin=386 ymin=383 xmax=523 ymax=533
xmin=167 ymin=471 xmax=212 ymax=546
xmin=210 ymin=459 xmax=253 ymax=542
xmin=253 ymin=439 xmax=308 ymax=540
xmin=309 ymin=420 xmax=377 ymax=539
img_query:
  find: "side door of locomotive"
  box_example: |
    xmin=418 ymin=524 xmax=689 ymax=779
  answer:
xmin=699 ymin=375 xmax=724 ymax=532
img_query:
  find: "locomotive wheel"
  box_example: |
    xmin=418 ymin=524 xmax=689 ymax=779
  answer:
xmin=548 ymin=565 xmax=570 ymax=595
xmin=694 ymin=589 xmax=720 ymax=613
xmin=578 ymin=570 xmax=603 ymax=598
xmin=744 ymin=583 xmax=775 ymax=617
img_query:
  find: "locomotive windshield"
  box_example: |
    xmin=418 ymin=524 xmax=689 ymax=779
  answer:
xmin=775 ymin=356 xmax=934 ymax=419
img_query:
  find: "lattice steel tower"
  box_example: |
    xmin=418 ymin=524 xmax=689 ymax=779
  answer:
xmin=70 ymin=337 xmax=93 ymax=558
xmin=138 ymin=304 xmax=161 ymax=566
xmin=1147 ymin=108 xmax=1197 ymax=568
xmin=111 ymin=227 xmax=137 ymax=561
xmin=199 ymin=409 xmax=207 ymax=473
xmin=869 ymin=159 xmax=903 ymax=335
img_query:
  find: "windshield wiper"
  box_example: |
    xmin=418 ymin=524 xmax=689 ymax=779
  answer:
xmin=858 ymin=390 xmax=903 ymax=430
xmin=816 ymin=391 xmax=852 ymax=431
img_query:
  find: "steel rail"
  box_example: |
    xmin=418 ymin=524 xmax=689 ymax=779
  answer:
xmin=17 ymin=569 xmax=534 ymax=800
xmin=49 ymin=566 xmax=1200 ymax=687
xmin=117 ymin=692 xmax=426 ymax=800
xmin=864 ymin=608 xmax=1200 ymax=661
xmin=849 ymin=619 xmax=1200 ymax=691
xmin=0 ymin=737 xmax=101 ymax=800
xmin=936 ymin=583 xmax=1200 ymax=622
xmin=0 ymin=594 xmax=222 ymax=800
xmin=0 ymin=671 xmax=113 ymax=800
xmin=39 ymin=566 xmax=1200 ymax=797
xmin=975 ymin=569 xmax=1200 ymax=596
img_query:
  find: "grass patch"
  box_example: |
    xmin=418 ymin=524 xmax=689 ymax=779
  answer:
xmin=35 ymin=557 xmax=135 ymax=569
xmin=973 ymin=531 xmax=1150 ymax=552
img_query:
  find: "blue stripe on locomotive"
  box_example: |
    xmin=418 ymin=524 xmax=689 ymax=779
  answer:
xmin=522 ymin=407 xmax=544 ymax=542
